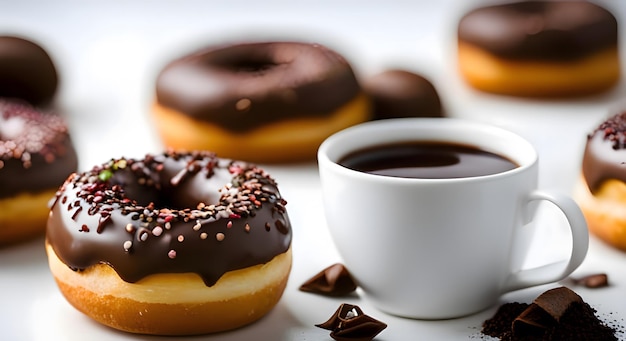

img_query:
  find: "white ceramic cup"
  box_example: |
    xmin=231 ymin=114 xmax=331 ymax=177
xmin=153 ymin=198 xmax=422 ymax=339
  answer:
xmin=317 ymin=118 xmax=588 ymax=319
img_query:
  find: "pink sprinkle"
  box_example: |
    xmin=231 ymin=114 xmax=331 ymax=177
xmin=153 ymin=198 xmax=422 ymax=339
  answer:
xmin=227 ymin=221 xmax=233 ymax=228
xmin=229 ymin=165 xmax=242 ymax=174
xmin=168 ymin=250 xmax=177 ymax=259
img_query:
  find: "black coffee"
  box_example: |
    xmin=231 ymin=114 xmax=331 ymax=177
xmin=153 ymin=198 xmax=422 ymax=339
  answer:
xmin=339 ymin=141 xmax=518 ymax=179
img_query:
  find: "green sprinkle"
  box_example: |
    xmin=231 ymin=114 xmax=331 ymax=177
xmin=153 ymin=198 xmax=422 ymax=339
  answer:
xmin=98 ymin=169 xmax=113 ymax=181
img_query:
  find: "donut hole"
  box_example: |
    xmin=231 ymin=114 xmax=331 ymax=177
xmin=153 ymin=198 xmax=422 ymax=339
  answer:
xmin=228 ymin=59 xmax=277 ymax=74
xmin=108 ymin=167 xmax=223 ymax=211
xmin=209 ymin=52 xmax=279 ymax=74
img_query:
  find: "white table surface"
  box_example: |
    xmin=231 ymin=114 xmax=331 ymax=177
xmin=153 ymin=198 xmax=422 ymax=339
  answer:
xmin=1 ymin=0 xmax=626 ymax=340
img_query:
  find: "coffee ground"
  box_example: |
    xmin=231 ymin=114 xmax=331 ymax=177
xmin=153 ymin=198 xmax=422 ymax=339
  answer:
xmin=481 ymin=302 xmax=617 ymax=341
xmin=482 ymin=302 xmax=529 ymax=340
xmin=481 ymin=301 xmax=618 ymax=340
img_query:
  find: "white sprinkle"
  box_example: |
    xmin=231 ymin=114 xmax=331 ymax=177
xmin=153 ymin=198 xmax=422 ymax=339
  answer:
xmin=123 ymin=240 xmax=132 ymax=252
xmin=216 ymin=232 xmax=225 ymax=241
xmin=177 ymin=235 xmax=184 ymax=242
xmin=193 ymin=221 xmax=201 ymax=231
xmin=235 ymin=98 xmax=251 ymax=111
xmin=346 ymin=308 xmax=359 ymax=319
xmin=152 ymin=226 xmax=163 ymax=236
xmin=200 ymin=232 xmax=208 ymax=240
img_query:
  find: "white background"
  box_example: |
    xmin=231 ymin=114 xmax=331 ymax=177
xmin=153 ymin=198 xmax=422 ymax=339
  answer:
xmin=1 ymin=0 xmax=626 ymax=340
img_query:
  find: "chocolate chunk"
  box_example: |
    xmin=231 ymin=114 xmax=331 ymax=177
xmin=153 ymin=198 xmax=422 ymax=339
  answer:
xmin=316 ymin=303 xmax=387 ymax=341
xmin=571 ymin=273 xmax=609 ymax=289
xmin=513 ymin=303 xmax=555 ymax=336
xmin=483 ymin=286 xmax=619 ymax=340
xmin=534 ymin=286 xmax=583 ymax=322
xmin=512 ymin=287 xmax=583 ymax=336
xmin=299 ymin=263 xmax=357 ymax=296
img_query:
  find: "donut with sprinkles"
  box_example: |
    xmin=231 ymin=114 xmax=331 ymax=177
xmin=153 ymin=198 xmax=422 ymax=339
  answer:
xmin=0 ymin=98 xmax=77 ymax=244
xmin=45 ymin=150 xmax=292 ymax=335
xmin=576 ymin=111 xmax=626 ymax=251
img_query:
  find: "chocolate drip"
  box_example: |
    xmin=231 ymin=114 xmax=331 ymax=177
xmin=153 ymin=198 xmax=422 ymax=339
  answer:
xmin=46 ymin=150 xmax=292 ymax=286
xmin=155 ymin=42 xmax=361 ymax=132
xmin=458 ymin=1 xmax=618 ymax=61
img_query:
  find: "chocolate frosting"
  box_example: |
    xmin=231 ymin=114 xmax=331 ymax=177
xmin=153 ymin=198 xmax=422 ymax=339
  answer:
xmin=46 ymin=150 xmax=292 ymax=286
xmin=458 ymin=1 xmax=618 ymax=61
xmin=0 ymin=36 xmax=58 ymax=106
xmin=316 ymin=303 xmax=387 ymax=341
xmin=582 ymin=112 xmax=626 ymax=193
xmin=0 ymin=99 xmax=77 ymax=198
xmin=362 ymin=69 xmax=443 ymax=119
xmin=155 ymin=42 xmax=361 ymax=132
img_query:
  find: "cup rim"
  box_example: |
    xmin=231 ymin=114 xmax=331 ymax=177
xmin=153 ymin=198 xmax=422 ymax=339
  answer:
xmin=317 ymin=117 xmax=537 ymax=183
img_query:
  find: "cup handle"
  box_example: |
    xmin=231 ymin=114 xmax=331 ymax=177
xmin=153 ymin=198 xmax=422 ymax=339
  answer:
xmin=501 ymin=190 xmax=589 ymax=293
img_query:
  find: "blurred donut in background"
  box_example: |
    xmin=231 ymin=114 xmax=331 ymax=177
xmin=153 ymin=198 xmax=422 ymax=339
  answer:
xmin=362 ymin=69 xmax=443 ymax=119
xmin=0 ymin=36 xmax=58 ymax=106
xmin=152 ymin=41 xmax=370 ymax=163
xmin=457 ymin=1 xmax=620 ymax=97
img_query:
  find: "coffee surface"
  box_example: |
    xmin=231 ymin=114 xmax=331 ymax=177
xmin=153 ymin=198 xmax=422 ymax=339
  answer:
xmin=339 ymin=141 xmax=518 ymax=179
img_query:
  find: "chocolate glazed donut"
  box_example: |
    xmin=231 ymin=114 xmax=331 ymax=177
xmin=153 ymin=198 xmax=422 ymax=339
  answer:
xmin=457 ymin=1 xmax=620 ymax=97
xmin=582 ymin=123 xmax=626 ymax=194
xmin=153 ymin=41 xmax=370 ymax=163
xmin=0 ymin=99 xmax=77 ymax=244
xmin=157 ymin=42 xmax=360 ymax=130
xmin=458 ymin=1 xmax=618 ymax=62
xmin=0 ymin=36 xmax=58 ymax=106
xmin=576 ymin=112 xmax=626 ymax=251
xmin=47 ymin=150 xmax=291 ymax=285
xmin=46 ymin=150 xmax=293 ymax=335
